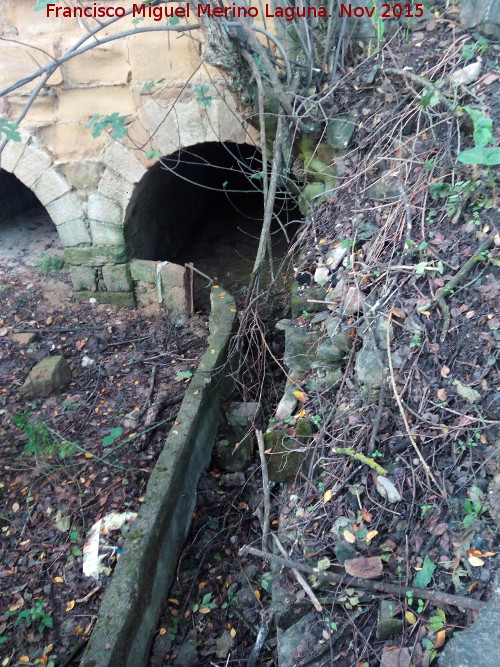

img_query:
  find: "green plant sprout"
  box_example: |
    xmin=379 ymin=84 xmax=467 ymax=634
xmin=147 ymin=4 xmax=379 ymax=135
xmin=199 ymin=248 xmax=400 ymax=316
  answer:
xmin=85 ymin=113 xmax=128 ymax=139
xmin=457 ymin=106 xmax=500 ymax=168
xmin=410 ymin=333 xmax=422 ymax=348
xmin=6 ymin=598 xmax=53 ymax=635
xmin=36 ymin=254 xmax=65 ymax=273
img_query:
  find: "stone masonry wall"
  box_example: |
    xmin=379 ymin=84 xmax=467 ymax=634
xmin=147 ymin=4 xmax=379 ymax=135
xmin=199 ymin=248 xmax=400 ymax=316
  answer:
xmin=0 ymin=0 xmax=256 ymax=311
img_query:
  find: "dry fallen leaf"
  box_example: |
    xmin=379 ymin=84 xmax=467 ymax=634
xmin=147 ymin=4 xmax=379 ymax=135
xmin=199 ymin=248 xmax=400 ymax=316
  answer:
xmin=366 ymin=530 xmax=378 ymax=544
xmin=343 ymin=529 xmax=356 ymax=544
xmin=434 ymin=629 xmax=447 ymax=648
xmin=66 ymin=600 xmax=76 ymax=611
xmin=437 ymin=388 xmax=447 ymax=401
xmin=344 ymin=556 xmax=383 ymax=579
xmin=405 ymin=610 xmax=417 ymax=625
xmin=293 ymin=390 xmax=309 ymax=403
xmin=468 ymin=555 xmax=485 ymax=567
xmin=323 ymin=489 xmax=333 ymax=503
xmin=360 ymin=508 xmax=372 ymax=523
xmin=440 ymin=365 xmax=450 ymax=378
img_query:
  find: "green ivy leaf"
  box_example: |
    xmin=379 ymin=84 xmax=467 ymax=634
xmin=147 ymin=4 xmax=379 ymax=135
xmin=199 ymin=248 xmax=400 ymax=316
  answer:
xmin=102 ymin=426 xmax=124 ymax=448
xmin=420 ymin=88 xmax=440 ymax=107
xmin=413 ymin=556 xmax=436 ymax=588
xmin=85 ymin=113 xmax=128 ymax=140
xmin=0 ymin=119 xmax=22 ymax=142
xmin=146 ymin=149 xmax=162 ymax=160
xmin=34 ymin=0 xmax=58 ymax=11
xmin=457 ymin=146 xmax=500 ymax=166
xmin=174 ymin=370 xmax=193 ymax=381
xmin=462 ymin=106 xmax=493 ymax=148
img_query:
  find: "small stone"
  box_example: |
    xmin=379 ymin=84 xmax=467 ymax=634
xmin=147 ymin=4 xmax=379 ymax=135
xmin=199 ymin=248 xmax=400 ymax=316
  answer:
xmin=380 ymin=647 xmax=411 ymax=667
xmin=325 ymin=245 xmax=348 ymax=271
xmin=355 ymin=343 xmax=386 ymax=389
xmin=275 ymin=388 xmax=298 ymax=421
xmin=316 ymin=340 xmax=345 ymax=363
xmin=326 ymin=114 xmax=357 ymax=149
xmin=377 ymin=599 xmax=403 ymax=640
xmin=10 ymin=332 xmax=36 ymax=345
xmin=124 ymin=408 xmax=141 ymax=430
xmin=20 ymin=355 xmax=72 ymax=398
xmin=341 ymin=287 xmax=365 ymax=316
xmin=334 ymin=541 xmax=357 ymax=565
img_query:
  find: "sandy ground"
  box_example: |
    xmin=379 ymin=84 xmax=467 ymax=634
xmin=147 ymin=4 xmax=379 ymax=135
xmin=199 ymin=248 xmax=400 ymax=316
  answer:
xmin=0 ymin=205 xmax=63 ymax=271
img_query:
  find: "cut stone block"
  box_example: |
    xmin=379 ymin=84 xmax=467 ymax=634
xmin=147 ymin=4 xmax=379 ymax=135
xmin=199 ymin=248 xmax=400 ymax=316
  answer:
xmin=129 ymin=259 xmax=156 ymax=283
xmin=14 ymin=144 xmax=52 ymax=188
xmin=74 ymin=290 xmax=135 ymax=307
xmin=46 ymin=191 xmax=85 ymax=225
xmin=105 ymin=141 xmax=147 ymax=184
xmin=327 ymin=113 xmax=357 ymax=149
xmin=56 ymin=219 xmax=91 ymax=247
xmin=216 ymin=402 xmax=260 ymax=472
xmin=64 ymin=246 xmax=129 ymax=267
xmin=20 ymin=355 xmax=72 ymax=398
xmin=0 ymin=136 xmax=27 ymax=173
xmin=88 ymin=193 xmax=122 ymax=225
xmin=102 ymin=264 xmax=133 ymax=292
xmin=277 ymin=319 xmax=322 ymax=373
xmin=159 ymin=262 xmax=189 ymax=324
xmin=264 ymin=419 xmax=313 ymax=483
xmin=97 ymin=169 xmax=134 ymax=207
xmin=32 ymin=169 xmax=71 ymax=206
xmin=70 ymin=266 xmax=97 ymax=292
xmin=90 ymin=221 xmax=125 ymax=246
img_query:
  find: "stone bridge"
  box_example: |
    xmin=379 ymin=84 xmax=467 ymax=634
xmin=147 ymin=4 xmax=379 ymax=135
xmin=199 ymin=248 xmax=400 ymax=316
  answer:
xmin=0 ymin=0 xmax=258 ymax=315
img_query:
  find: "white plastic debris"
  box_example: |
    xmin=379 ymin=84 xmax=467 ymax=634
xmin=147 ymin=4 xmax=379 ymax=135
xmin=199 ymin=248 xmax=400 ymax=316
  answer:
xmin=89 ymin=297 xmax=97 ymax=305
xmin=375 ymin=476 xmax=402 ymax=504
xmin=450 ymin=59 xmax=482 ymax=86
xmin=82 ymin=511 xmax=137 ymax=579
xmin=314 ymin=265 xmax=330 ymax=286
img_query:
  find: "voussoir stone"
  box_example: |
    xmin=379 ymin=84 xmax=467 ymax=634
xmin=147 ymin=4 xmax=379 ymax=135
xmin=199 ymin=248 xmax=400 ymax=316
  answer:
xmin=20 ymin=355 xmax=72 ymax=398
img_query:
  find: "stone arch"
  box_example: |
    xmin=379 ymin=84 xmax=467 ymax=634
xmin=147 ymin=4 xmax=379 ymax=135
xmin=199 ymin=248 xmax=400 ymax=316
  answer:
xmin=94 ymin=90 xmax=257 ymax=238
xmin=123 ymin=141 xmax=265 ymax=262
xmin=0 ymin=136 xmax=90 ymax=247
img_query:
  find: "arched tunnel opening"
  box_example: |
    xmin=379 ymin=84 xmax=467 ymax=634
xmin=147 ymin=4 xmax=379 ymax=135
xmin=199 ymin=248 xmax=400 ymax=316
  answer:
xmin=124 ymin=142 xmax=299 ymax=308
xmin=0 ymin=169 xmax=62 ymax=271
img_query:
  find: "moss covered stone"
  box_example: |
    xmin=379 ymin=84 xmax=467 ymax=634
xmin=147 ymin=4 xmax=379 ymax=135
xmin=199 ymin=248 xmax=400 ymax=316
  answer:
xmin=74 ymin=290 xmax=136 ymax=307
xmin=264 ymin=419 xmax=314 ymax=483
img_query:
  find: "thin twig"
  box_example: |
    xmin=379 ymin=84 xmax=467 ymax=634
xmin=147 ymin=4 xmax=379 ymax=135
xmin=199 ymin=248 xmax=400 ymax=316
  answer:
xmin=272 ymin=533 xmax=322 ymax=612
xmin=239 ymin=545 xmax=485 ymax=612
xmin=256 ymin=430 xmax=270 ymax=552
xmin=386 ymin=313 xmax=448 ymax=498
xmin=246 ymin=609 xmax=273 ymax=667
xmin=138 ymin=364 xmax=158 ymax=418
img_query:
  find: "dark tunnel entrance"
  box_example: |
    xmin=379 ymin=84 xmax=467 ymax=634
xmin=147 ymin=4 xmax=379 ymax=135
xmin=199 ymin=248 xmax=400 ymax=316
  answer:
xmin=0 ymin=169 xmax=62 ymax=271
xmin=124 ymin=142 xmax=299 ymax=308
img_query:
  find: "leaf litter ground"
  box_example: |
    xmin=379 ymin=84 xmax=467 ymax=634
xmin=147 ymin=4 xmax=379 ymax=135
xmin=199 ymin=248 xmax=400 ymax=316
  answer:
xmin=0 ymin=233 xmax=208 ymax=664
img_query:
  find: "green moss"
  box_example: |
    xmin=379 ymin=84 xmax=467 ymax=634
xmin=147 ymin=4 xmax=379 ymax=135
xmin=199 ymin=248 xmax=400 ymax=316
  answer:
xmin=74 ymin=290 xmax=136 ymax=307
